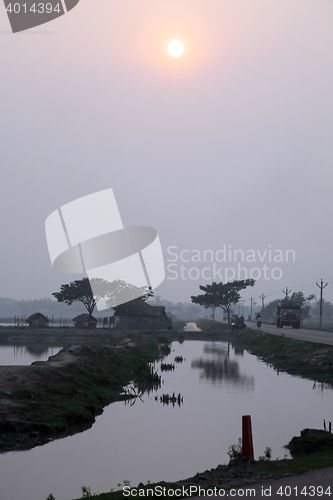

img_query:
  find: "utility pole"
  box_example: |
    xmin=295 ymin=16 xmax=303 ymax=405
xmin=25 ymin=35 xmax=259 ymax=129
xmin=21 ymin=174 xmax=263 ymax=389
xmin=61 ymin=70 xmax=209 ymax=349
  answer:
xmin=316 ymin=279 xmax=328 ymax=329
xmin=249 ymin=297 xmax=255 ymax=320
xmin=259 ymin=294 xmax=266 ymax=320
xmin=282 ymin=287 xmax=292 ymax=299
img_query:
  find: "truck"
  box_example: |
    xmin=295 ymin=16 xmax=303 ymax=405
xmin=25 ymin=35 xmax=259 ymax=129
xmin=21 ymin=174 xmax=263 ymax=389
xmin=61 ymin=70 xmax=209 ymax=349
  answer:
xmin=277 ymin=300 xmax=301 ymax=329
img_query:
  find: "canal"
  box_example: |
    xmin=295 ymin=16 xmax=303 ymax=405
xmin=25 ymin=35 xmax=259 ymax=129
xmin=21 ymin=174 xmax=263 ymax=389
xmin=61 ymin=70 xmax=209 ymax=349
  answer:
xmin=0 ymin=340 xmax=332 ymax=500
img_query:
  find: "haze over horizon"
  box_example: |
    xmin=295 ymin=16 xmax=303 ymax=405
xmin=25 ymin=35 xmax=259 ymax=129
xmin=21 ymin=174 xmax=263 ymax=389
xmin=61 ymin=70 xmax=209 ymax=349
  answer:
xmin=1 ymin=0 xmax=333 ymax=307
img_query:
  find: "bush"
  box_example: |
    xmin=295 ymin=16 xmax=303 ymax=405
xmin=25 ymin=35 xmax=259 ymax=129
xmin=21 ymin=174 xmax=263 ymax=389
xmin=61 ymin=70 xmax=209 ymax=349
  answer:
xmin=227 ymin=438 xmax=242 ymax=460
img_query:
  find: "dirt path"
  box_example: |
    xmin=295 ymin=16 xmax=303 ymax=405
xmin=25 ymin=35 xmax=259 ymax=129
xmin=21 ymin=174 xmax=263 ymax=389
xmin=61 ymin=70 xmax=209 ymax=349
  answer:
xmin=190 ymin=466 xmax=333 ymax=499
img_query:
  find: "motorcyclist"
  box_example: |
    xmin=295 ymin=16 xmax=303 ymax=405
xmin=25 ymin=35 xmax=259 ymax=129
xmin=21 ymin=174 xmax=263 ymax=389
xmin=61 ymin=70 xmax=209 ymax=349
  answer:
xmin=256 ymin=313 xmax=262 ymax=329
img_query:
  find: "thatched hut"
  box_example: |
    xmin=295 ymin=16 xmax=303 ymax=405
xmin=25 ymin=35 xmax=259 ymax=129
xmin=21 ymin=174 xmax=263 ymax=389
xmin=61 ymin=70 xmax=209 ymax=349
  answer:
xmin=73 ymin=313 xmax=97 ymax=328
xmin=26 ymin=312 xmax=49 ymax=328
xmin=113 ymin=299 xmax=172 ymax=330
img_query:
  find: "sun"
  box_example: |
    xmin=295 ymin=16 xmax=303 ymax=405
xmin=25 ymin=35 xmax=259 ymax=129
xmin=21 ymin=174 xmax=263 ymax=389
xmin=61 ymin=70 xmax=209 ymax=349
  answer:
xmin=168 ymin=40 xmax=184 ymax=58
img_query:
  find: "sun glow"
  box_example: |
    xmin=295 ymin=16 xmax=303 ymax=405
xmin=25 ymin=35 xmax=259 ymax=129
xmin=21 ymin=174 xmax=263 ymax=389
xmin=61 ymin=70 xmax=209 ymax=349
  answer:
xmin=168 ymin=40 xmax=184 ymax=57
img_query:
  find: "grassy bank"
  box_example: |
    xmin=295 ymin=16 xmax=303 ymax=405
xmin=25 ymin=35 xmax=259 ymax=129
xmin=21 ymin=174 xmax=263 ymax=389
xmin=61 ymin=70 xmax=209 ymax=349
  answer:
xmin=214 ymin=325 xmax=333 ymax=386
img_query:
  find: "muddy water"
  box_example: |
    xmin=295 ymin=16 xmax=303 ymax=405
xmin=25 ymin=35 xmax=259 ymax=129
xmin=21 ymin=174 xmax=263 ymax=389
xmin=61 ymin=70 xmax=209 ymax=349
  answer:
xmin=0 ymin=340 xmax=332 ymax=500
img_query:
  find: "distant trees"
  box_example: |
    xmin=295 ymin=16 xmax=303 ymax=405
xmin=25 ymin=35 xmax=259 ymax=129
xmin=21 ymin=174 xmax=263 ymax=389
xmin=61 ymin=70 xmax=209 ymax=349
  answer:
xmin=311 ymin=299 xmax=333 ymax=320
xmin=259 ymin=299 xmax=278 ymax=324
xmin=191 ymin=280 xmax=255 ymax=323
xmin=149 ymin=297 xmax=203 ymax=321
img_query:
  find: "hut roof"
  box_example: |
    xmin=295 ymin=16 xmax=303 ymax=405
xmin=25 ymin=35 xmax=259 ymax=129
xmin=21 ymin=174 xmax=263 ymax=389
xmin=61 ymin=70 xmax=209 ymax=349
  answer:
xmin=26 ymin=312 xmax=48 ymax=322
xmin=73 ymin=314 xmax=97 ymax=322
xmin=114 ymin=299 xmax=167 ymax=317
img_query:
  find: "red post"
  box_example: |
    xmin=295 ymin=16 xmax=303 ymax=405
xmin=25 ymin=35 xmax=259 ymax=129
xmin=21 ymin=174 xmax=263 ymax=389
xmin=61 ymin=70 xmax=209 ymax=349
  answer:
xmin=242 ymin=415 xmax=254 ymax=459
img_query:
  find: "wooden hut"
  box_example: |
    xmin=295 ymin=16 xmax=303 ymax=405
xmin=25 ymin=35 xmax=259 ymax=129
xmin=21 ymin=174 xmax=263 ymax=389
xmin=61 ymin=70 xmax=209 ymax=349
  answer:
xmin=26 ymin=312 xmax=49 ymax=328
xmin=113 ymin=299 xmax=172 ymax=330
xmin=73 ymin=313 xmax=97 ymax=328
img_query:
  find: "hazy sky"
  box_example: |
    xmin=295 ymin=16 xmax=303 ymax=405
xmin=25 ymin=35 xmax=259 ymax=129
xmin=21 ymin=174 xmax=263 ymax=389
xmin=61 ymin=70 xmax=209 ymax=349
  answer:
xmin=1 ymin=0 xmax=333 ymax=307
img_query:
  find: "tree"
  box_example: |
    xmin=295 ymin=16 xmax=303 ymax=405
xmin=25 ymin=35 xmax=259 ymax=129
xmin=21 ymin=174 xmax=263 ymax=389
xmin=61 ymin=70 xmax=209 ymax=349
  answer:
xmin=53 ymin=278 xmax=154 ymax=319
xmin=311 ymin=299 xmax=333 ymax=320
xmin=190 ymin=286 xmax=220 ymax=320
xmin=107 ymin=282 xmax=153 ymax=310
xmin=52 ymin=277 xmax=110 ymax=318
xmin=191 ymin=279 xmax=255 ymax=323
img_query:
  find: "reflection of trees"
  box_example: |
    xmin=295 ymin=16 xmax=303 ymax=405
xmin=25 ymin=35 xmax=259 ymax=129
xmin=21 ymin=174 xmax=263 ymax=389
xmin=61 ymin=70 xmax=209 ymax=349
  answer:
xmin=13 ymin=344 xmax=59 ymax=358
xmin=203 ymin=343 xmax=229 ymax=356
xmin=26 ymin=345 xmax=50 ymax=356
xmin=234 ymin=347 xmax=244 ymax=356
xmin=191 ymin=343 xmax=254 ymax=388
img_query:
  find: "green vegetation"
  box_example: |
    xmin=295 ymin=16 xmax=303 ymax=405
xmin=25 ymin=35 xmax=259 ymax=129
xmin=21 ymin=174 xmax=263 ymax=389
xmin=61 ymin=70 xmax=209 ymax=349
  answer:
xmin=286 ymin=428 xmax=333 ymax=456
xmin=227 ymin=438 xmax=242 ymax=460
xmin=133 ymin=361 xmax=160 ymax=384
xmin=160 ymin=363 xmax=175 ymax=371
xmin=159 ymin=344 xmax=171 ymax=356
xmin=157 ymin=392 xmax=183 ymax=406
xmin=258 ymin=446 xmax=272 ymax=462
xmin=223 ymin=328 xmax=333 ymax=386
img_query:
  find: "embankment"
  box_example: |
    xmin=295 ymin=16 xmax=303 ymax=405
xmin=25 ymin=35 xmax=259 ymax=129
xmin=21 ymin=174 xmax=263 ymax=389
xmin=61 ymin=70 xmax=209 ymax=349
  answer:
xmin=0 ymin=336 xmax=161 ymax=452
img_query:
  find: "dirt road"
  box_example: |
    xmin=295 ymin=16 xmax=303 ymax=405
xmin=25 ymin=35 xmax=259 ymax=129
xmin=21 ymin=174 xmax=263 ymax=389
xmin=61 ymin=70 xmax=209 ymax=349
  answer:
xmin=190 ymin=465 xmax=333 ymax=499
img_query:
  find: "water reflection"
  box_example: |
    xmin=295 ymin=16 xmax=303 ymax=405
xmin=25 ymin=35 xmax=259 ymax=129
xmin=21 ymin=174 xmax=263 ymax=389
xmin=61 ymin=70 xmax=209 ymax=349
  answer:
xmin=191 ymin=357 xmax=254 ymax=387
xmin=0 ymin=344 xmax=63 ymax=366
xmin=202 ymin=343 xmax=229 ymax=356
xmin=192 ymin=342 xmax=254 ymax=388
xmin=25 ymin=344 xmax=51 ymax=356
xmin=234 ymin=347 xmax=244 ymax=356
